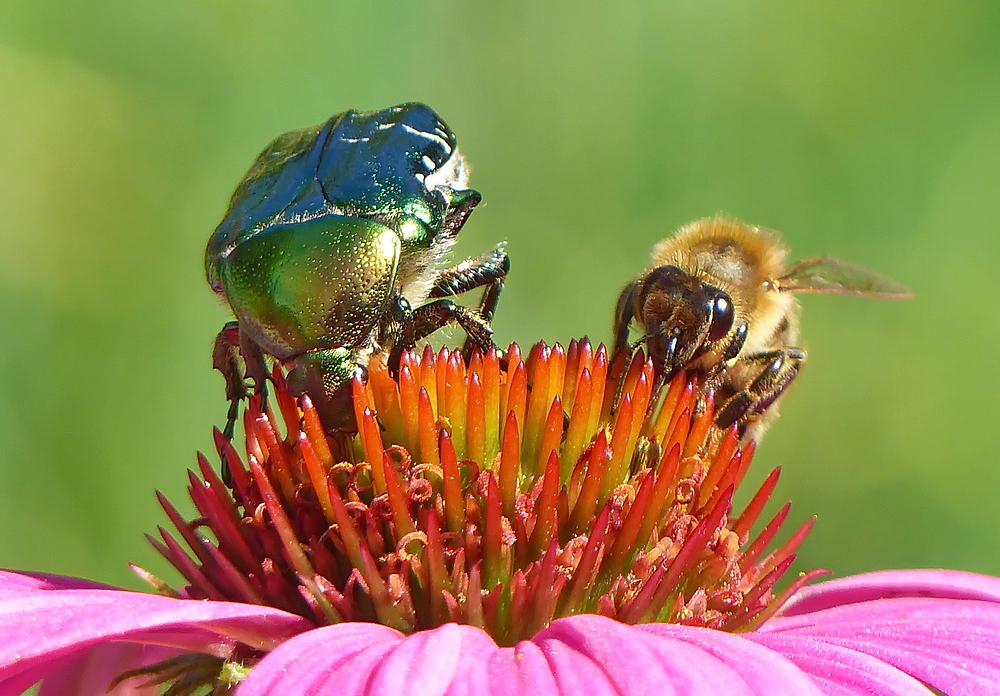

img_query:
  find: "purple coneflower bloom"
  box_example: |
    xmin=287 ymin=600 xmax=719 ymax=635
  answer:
xmin=4 ymin=567 xmax=1000 ymax=694
xmin=3 ymin=342 xmax=1000 ymax=695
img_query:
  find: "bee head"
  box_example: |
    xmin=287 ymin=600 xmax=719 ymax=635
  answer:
xmin=638 ymin=265 xmax=734 ymax=376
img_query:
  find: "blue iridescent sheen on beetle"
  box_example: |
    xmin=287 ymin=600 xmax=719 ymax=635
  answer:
xmin=207 ymin=103 xmax=508 ymax=433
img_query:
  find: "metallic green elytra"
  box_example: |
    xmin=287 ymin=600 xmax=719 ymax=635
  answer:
xmin=207 ymin=103 xmax=509 ymax=434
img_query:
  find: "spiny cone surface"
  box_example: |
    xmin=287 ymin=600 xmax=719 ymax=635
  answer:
xmin=146 ymin=340 xmax=819 ymax=646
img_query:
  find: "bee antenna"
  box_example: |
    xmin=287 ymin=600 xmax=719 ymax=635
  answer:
xmin=611 ymin=338 xmax=649 ymax=416
xmin=634 ymin=321 xmax=665 ymax=347
xmin=664 ymin=336 xmax=679 ymax=365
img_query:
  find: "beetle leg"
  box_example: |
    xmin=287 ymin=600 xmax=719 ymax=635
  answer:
xmin=386 ymin=297 xmax=414 ymax=376
xmin=212 ymin=321 xmax=247 ymax=442
xmin=391 ymin=298 xmax=494 ymax=370
xmin=714 ymin=347 xmax=806 ymax=431
xmin=212 ymin=321 xmax=272 ymax=484
xmin=428 ymin=247 xmax=509 ymax=356
xmin=238 ymin=328 xmax=271 ymax=409
xmin=429 ymin=248 xmax=509 ymax=305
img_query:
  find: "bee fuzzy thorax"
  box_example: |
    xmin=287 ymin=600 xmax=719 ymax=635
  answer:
xmin=651 ymin=217 xmax=787 ymax=283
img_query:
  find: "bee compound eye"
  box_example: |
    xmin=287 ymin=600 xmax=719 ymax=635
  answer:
xmin=707 ymin=293 xmax=735 ymax=342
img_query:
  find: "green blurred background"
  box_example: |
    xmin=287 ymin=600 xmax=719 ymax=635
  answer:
xmin=1 ymin=1 xmax=998 ymax=590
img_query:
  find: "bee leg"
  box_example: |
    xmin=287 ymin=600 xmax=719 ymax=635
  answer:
xmin=715 ymin=348 xmax=805 ymax=430
xmin=607 ymin=281 xmax=644 ymax=415
xmin=705 ymin=321 xmax=750 ymax=382
xmin=612 ymin=280 xmax=641 ymax=367
xmin=748 ymin=347 xmax=805 ymax=416
xmin=721 ymin=322 xmax=749 ymax=361
xmin=427 ymin=247 xmax=510 ymax=356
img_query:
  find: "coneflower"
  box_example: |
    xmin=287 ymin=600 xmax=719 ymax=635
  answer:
xmin=150 ymin=340 xmax=817 ymax=647
xmin=2 ymin=341 xmax=1000 ymax=695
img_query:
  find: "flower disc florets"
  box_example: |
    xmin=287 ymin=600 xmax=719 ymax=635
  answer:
xmin=147 ymin=340 xmax=818 ymax=648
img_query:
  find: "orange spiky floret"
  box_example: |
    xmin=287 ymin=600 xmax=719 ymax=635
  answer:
xmin=143 ymin=340 xmax=820 ymax=646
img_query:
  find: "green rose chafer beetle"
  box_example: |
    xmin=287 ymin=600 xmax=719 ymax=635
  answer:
xmin=206 ymin=103 xmax=509 ymax=435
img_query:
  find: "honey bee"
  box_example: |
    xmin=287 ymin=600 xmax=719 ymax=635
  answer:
xmin=612 ymin=216 xmax=912 ymax=439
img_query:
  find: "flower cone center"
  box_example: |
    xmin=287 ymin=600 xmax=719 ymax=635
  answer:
xmin=144 ymin=341 xmax=817 ymax=647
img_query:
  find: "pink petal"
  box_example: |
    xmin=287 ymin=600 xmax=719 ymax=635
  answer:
xmin=235 ymin=623 xmax=405 ymax=695
xmin=37 ymin=643 xmax=179 ymax=696
xmin=533 ymin=617 xmax=810 ymax=696
xmin=760 ymin=597 xmax=1000 ymax=695
xmin=0 ymin=569 xmax=116 ymax=594
xmin=489 ymin=639 xmax=560 ymax=696
xmin=749 ymin=633 xmax=931 ymax=696
xmin=0 ymin=585 xmax=312 ymax=694
xmin=238 ymin=616 xmax=826 ymax=695
xmin=237 ymin=623 xmax=503 ymax=696
xmin=636 ymin=622 xmax=824 ymax=696
xmin=364 ymin=623 xmax=499 ymax=696
xmin=779 ymin=569 xmax=1000 ymax=617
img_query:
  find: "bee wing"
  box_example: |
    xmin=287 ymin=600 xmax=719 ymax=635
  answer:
xmin=775 ymin=256 xmax=913 ymax=298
